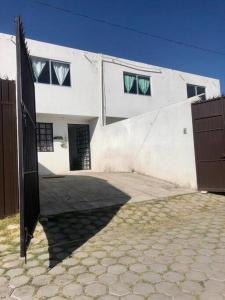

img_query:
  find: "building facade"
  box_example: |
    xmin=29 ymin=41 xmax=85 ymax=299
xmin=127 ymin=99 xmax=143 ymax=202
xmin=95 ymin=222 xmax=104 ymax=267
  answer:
xmin=0 ymin=33 xmax=221 ymax=185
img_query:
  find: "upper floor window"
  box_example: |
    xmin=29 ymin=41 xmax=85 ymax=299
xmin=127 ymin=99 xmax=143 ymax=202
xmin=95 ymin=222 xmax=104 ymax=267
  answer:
xmin=187 ymin=84 xmax=205 ymax=100
xmin=123 ymin=72 xmax=151 ymax=96
xmin=32 ymin=57 xmax=71 ymax=87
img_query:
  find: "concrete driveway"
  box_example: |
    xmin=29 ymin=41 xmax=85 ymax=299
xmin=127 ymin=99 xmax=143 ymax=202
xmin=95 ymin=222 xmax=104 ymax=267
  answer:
xmin=39 ymin=172 xmax=193 ymax=216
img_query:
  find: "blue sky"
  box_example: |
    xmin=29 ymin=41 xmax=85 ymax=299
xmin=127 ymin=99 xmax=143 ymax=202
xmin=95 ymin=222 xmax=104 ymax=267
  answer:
xmin=1 ymin=0 xmax=225 ymax=93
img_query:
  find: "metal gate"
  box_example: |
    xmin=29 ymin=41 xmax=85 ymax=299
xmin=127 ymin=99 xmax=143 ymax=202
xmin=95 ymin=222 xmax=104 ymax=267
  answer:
xmin=76 ymin=125 xmax=91 ymax=170
xmin=16 ymin=17 xmax=40 ymax=258
xmin=192 ymin=97 xmax=225 ymax=192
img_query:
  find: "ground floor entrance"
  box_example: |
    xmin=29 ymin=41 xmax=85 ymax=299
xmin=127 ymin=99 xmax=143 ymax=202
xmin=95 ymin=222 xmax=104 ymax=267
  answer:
xmin=68 ymin=124 xmax=91 ymax=171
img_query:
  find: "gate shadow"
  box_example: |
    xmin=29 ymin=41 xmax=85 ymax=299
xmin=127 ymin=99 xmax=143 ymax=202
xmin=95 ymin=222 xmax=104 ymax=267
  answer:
xmin=39 ymin=175 xmax=130 ymax=268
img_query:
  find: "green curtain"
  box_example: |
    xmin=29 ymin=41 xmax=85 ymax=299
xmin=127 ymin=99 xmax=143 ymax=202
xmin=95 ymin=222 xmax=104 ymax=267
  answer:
xmin=138 ymin=77 xmax=150 ymax=95
xmin=124 ymin=74 xmax=135 ymax=92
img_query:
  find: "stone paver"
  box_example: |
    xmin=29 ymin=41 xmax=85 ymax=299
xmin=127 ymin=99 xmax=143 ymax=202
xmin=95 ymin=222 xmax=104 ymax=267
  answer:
xmin=1 ymin=192 xmax=225 ymax=299
xmin=9 ymin=275 xmax=30 ymax=288
xmin=109 ymin=282 xmax=131 ymax=296
xmin=133 ymin=282 xmax=155 ymax=296
xmin=37 ymin=285 xmax=59 ymax=298
xmin=11 ymin=285 xmax=35 ymax=299
xmin=62 ymin=283 xmax=83 ymax=297
xmin=32 ymin=274 xmax=52 ymax=286
xmin=85 ymin=283 xmax=107 ymax=297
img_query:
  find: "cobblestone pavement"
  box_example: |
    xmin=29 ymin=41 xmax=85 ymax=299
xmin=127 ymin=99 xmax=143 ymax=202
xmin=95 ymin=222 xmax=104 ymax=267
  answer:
xmin=1 ymin=192 xmax=225 ymax=299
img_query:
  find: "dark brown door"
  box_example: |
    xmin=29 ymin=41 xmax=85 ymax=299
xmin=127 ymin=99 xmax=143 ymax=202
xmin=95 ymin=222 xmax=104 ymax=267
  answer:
xmin=0 ymin=80 xmax=19 ymax=219
xmin=192 ymin=98 xmax=225 ymax=192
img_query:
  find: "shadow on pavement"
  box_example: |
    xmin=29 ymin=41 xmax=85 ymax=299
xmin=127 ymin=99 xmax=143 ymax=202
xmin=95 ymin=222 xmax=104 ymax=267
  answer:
xmin=39 ymin=175 xmax=130 ymax=268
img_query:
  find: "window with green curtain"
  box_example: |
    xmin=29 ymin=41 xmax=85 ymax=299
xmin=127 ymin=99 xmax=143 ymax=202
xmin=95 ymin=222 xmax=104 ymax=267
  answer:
xmin=123 ymin=72 xmax=151 ymax=96
xmin=124 ymin=73 xmax=136 ymax=94
xmin=138 ymin=76 xmax=151 ymax=95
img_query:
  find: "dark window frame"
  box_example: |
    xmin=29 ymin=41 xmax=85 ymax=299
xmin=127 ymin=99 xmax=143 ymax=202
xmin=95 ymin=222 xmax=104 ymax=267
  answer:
xmin=36 ymin=122 xmax=54 ymax=152
xmin=187 ymin=84 xmax=206 ymax=99
xmin=32 ymin=56 xmax=71 ymax=87
xmin=123 ymin=72 xmax=151 ymax=96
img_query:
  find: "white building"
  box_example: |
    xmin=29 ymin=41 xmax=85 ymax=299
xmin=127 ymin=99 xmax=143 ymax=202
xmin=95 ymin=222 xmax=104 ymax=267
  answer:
xmin=0 ymin=33 xmax=221 ymax=188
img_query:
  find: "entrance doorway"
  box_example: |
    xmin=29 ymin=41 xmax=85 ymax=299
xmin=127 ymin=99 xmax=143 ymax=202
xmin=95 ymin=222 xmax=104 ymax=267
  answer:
xmin=68 ymin=124 xmax=91 ymax=171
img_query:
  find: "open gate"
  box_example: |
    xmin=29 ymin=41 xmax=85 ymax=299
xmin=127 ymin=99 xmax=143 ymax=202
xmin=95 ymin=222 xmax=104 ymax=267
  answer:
xmin=16 ymin=17 xmax=40 ymax=258
xmin=192 ymin=97 xmax=225 ymax=192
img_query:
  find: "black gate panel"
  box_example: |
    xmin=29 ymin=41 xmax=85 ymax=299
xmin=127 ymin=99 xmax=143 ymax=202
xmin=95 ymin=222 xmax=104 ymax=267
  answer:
xmin=77 ymin=125 xmax=91 ymax=170
xmin=16 ymin=17 xmax=40 ymax=258
xmin=192 ymin=98 xmax=225 ymax=192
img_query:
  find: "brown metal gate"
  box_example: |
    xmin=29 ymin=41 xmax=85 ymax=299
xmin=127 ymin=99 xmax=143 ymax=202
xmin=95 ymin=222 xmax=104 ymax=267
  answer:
xmin=192 ymin=97 xmax=225 ymax=192
xmin=16 ymin=17 xmax=40 ymax=258
xmin=0 ymin=79 xmax=19 ymax=218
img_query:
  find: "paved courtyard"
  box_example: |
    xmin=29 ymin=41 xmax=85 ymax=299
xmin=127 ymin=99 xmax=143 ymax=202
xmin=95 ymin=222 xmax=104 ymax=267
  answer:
xmin=39 ymin=172 xmax=193 ymax=215
xmin=1 ymin=192 xmax=225 ymax=299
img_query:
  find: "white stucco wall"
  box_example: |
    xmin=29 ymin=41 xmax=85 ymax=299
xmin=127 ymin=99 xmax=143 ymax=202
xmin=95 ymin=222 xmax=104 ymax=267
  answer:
xmin=90 ymin=98 xmax=197 ymax=189
xmin=0 ymin=33 xmax=101 ymax=117
xmin=103 ymin=56 xmax=220 ymax=118
xmin=0 ymin=33 xmax=221 ymax=121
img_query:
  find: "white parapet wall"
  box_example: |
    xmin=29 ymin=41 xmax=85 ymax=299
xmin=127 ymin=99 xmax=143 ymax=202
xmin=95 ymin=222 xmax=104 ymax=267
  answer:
xmin=90 ymin=98 xmax=197 ymax=189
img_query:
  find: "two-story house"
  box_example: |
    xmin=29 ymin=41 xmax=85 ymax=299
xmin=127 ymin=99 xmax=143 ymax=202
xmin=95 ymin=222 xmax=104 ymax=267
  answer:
xmin=0 ymin=33 xmax=220 ymax=182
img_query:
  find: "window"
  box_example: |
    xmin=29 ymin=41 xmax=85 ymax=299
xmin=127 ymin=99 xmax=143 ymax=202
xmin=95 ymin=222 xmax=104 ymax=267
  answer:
xmin=32 ymin=57 xmax=71 ymax=86
xmin=187 ymin=84 xmax=206 ymax=100
xmin=124 ymin=72 xmax=151 ymax=96
xmin=36 ymin=123 xmax=54 ymax=152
